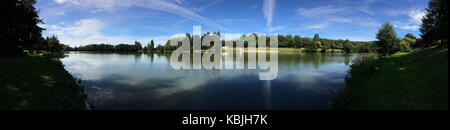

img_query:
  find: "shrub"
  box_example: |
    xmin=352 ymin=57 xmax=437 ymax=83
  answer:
xmin=329 ymin=54 xmax=379 ymax=109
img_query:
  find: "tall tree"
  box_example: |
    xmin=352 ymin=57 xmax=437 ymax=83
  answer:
xmin=1 ymin=0 xmax=44 ymax=56
xmin=293 ymin=35 xmax=302 ymax=48
xmin=148 ymin=40 xmax=155 ymax=52
xmin=285 ymin=34 xmax=294 ymax=48
xmin=134 ymin=41 xmax=142 ymax=51
xmin=313 ymin=34 xmax=321 ymax=50
xmin=313 ymin=34 xmax=320 ymax=43
xmin=376 ymin=22 xmax=398 ymax=54
xmin=420 ymin=0 xmax=448 ymax=47
xmin=47 ymin=35 xmax=63 ymax=52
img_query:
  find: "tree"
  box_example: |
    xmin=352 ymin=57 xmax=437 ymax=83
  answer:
xmin=156 ymin=44 xmax=164 ymax=52
xmin=278 ymin=35 xmax=287 ymax=47
xmin=134 ymin=41 xmax=142 ymax=51
xmin=148 ymin=40 xmax=155 ymax=52
xmin=285 ymin=34 xmax=294 ymax=48
xmin=313 ymin=34 xmax=320 ymax=43
xmin=312 ymin=34 xmax=321 ymax=51
xmin=403 ymin=34 xmax=417 ymax=48
xmin=420 ymin=0 xmax=448 ymax=47
xmin=304 ymin=38 xmax=315 ymax=51
xmin=321 ymin=39 xmax=331 ymax=52
xmin=46 ymin=35 xmax=63 ymax=52
xmin=396 ymin=38 xmax=412 ymax=52
xmin=343 ymin=39 xmax=353 ymax=53
xmin=293 ymin=35 xmax=302 ymax=48
xmin=376 ymin=22 xmax=398 ymax=54
xmin=164 ymin=40 xmax=171 ymax=52
xmin=150 ymin=40 xmax=155 ymax=51
xmin=1 ymin=0 xmax=44 ymax=56
xmin=405 ymin=33 xmax=417 ymax=40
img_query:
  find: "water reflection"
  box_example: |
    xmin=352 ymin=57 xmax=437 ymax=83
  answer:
xmin=61 ymin=51 xmax=362 ymax=110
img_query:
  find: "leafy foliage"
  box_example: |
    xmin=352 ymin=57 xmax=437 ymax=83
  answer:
xmin=420 ymin=0 xmax=448 ymax=47
xmin=376 ymin=22 xmax=398 ymax=54
xmin=1 ymin=0 xmax=44 ymax=56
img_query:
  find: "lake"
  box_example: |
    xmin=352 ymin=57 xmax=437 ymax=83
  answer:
xmin=60 ymin=51 xmax=362 ymax=110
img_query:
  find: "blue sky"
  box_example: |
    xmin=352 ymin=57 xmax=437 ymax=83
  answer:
xmin=36 ymin=0 xmax=429 ymax=47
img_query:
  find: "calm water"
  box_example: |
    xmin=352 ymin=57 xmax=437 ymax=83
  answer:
xmin=61 ymin=51 xmax=362 ymax=110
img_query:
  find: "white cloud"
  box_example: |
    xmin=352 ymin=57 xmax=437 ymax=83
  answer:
xmin=263 ymin=0 xmax=278 ymax=32
xmin=44 ymin=19 xmax=190 ymax=46
xmin=44 ymin=19 xmax=136 ymax=46
xmin=409 ymin=10 xmax=425 ymax=24
xmin=388 ymin=9 xmax=425 ymax=30
xmin=54 ymin=0 xmax=78 ymax=5
xmin=52 ymin=0 xmax=226 ymax=31
xmin=54 ymin=0 xmax=66 ymax=4
xmin=192 ymin=0 xmax=225 ymax=12
xmin=297 ymin=5 xmax=346 ymax=17
xmin=384 ymin=9 xmax=425 ymax=24
xmin=56 ymin=11 xmax=65 ymax=15
xmin=303 ymin=17 xmax=356 ymax=30
xmin=218 ymin=18 xmax=248 ymax=25
xmin=306 ymin=23 xmax=329 ymax=30
xmin=398 ymin=25 xmax=420 ymax=30
xmin=90 ymin=9 xmax=103 ymax=14
xmin=268 ymin=26 xmax=284 ymax=32
xmin=296 ymin=4 xmax=380 ymax=30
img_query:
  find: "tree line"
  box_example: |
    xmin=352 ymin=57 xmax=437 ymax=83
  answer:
xmin=70 ymin=40 xmax=155 ymax=52
xmin=71 ymin=33 xmax=381 ymax=53
xmin=66 ymin=0 xmax=448 ymax=55
xmin=2 ymin=0 xmax=445 ymax=57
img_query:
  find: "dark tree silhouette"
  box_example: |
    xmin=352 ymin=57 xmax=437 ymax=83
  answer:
xmin=420 ymin=0 xmax=448 ymax=47
xmin=1 ymin=0 xmax=44 ymax=56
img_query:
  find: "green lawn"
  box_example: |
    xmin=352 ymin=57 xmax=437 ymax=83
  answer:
xmin=329 ymin=47 xmax=448 ymax=110
xmin=0 ymin=56 xmax=86 ymax=110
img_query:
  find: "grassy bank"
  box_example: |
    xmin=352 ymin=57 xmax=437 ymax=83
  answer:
xmin=329 ymin=47 xmax=448 ymax=110
xmin=0 ymin=56 xmax=86 ymax=110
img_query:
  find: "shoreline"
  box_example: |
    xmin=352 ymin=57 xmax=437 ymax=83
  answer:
xmin=329 ymin=47 xmax=448 ymax=110
xmin=0 ymin=56 xmax=87 ymax=110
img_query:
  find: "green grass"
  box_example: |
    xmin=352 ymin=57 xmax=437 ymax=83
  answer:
xmin=329 ymin=47 xmax=448 ymax=110
xmin=0 ymin=56 xmax=86 ymax=110
xmin=278 ymin=48 xmax=304 ymax=53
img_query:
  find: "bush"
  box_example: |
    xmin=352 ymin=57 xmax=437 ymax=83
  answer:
xmin=329 ymin=54 xmax=379 ymax=109
xmin=346 ymin=54 xmax=379 ymax=82
xmin=395 ymin=38 xmax=413 ymax=52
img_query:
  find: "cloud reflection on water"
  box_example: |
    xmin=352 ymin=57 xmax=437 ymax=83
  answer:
xmin=61 ymin=51 xmax=361 ymax=109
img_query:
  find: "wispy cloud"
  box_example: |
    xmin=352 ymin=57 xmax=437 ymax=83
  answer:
xmin=268 ymin=26 xmax=284 ymax=32
xmin=44 ymin=19 xmax=137 ymax=46
xmin=263 ymin=0 xmax=281 ymax=32
xmin=398 ymin=25 xmax=420 ymax=30
xmin=386 ymin=8 xmax=425 ymax=30
xmin=44 ymin=18 xmax=195 ymax=47
xmin=53 ymin=0 xmax=227 ymax=31
xmin=297 ymin=5 xmax=346 ymax=17
xmin=306 ymin=23 xmax=329 ymax=30
xmin=408 ymin=9 xmax=425 ymax=24
xmin=296 ymin=2 xmax=380 ymax=30
xmin=192 ymin=0 xmax=225 ymax=12
xmin=56 ymin=11 xmax=65 ymax=16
